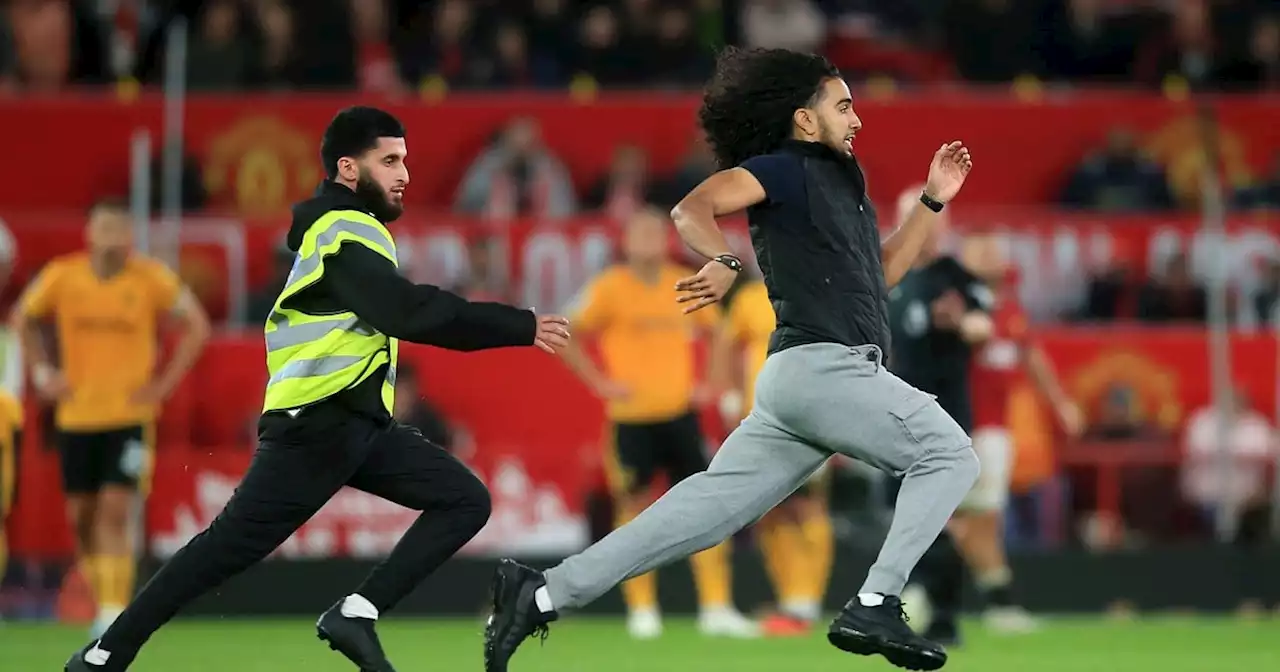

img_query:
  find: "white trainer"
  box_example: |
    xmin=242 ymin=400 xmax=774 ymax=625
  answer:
xmin=627 ymin=608 xmax=663 ymax=640
xmin=697 ymin=607 xmax=761 ymax=639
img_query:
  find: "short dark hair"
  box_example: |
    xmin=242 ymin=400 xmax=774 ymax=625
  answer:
xmin=320 ymin=106 xmax=406 ymax=179
xmin=698 ymin=47 xmax=841 ymax=170
xmin=88 ymin=197 xmax=130 ymax=217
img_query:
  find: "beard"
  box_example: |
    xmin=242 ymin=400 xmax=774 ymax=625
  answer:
xmin=355 ymin=170 xmax=404 ymax=223
xmin=816 ymin=119 xmax=853 ymax=158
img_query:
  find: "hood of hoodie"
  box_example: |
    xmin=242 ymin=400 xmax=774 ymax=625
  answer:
xmin=286 ymin=181 xmax=379 ymax=252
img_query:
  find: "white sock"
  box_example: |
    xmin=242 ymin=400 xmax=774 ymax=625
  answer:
xmin=858 ymin=593 xmax=885 ymax=607
xmin=96 ymin=606 xmax=124 ymax=623
xmin=977 ymin=566 xmax=1012 ymax=589
xmin=783 ymin=599 xmax=821 ymax=621
xmin=340 ymin=593 xmax=379 ymax=620
xmin=84 ymin=643 xmax=111 ymax=665
xmin=534 ymin=586 xmax=555 ymax=613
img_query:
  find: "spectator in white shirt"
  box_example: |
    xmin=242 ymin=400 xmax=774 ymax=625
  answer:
xmin=740 ymin=0 xmax=827 ymax=54
xmin=1180 ymin=387 xmax=1277 ymax=540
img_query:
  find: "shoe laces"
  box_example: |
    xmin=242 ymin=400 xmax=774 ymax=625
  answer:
xmin=530 ymin=622 xmax=550 ymax=646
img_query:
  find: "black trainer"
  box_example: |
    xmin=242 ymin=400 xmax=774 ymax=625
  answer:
xmin=64 ymin=644 xmax=101 ymax=672
xmin=484 ymin=559 xmax=557 ymax=672
xmin=64 ymin=641 xmax=132 ymax=672
xmin=316 ymin=600 xmax=396 ymax=672
xmin=827 ymin=595 xmax=948 ymax=671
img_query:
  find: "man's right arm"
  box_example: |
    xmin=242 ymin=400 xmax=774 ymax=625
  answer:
xmin=9 ymin=263 xmax=63 ymax=394
xmin=670 ymin=166 xmax=769 ymax=259
xmin=325 ymin=243 xmax=536 ymax=351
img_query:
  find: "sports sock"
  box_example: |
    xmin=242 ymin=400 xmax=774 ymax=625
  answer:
xmin=0 ymin=529 xmax=8 ymax=588
xmin=340 ymin=593 xmax=379 ymax=620
xmin=84 ymin=555 xmax=108 ymax=609
xmin=534 ymin=586 xmax=555 ymax=613
xmin=976 ymin=566 xmax=1015 ymax=608
xmin=99 ymin=555 xmax=136 ymax=614
xmin=757 ymin=520 xmax=804 ymax=607
xmin=795 ymin=511 xmax=834 ymax=617
xmin=858 ymin=593 xmax=884 ymax=607
xmin=690 ymin=542 xmax=731 ymax=610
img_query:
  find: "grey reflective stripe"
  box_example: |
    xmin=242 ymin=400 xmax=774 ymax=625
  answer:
xmin=264 ymin=314 xmax=378 ymax=352
xmin=321 ymin=217 xmax=395 ymax=259
xmin=267 ymin=355 xmax=368 ymax=386
xmin=386 ymin=366 xmax=397 ymax=387
xmin=286 ymin=216 xmax=397 ymax=290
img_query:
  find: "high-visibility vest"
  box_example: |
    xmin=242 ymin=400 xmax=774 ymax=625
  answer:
xmin=262 ymin=210 xmax=399 ymax=414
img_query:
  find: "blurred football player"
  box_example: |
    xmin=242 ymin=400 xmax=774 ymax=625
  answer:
xmin=948 ymin=231 xmax=1082 ymax=632
xmin=558 ymin=207 xmax=758 ymax=639
xmin=710 ymin=275 xmax=833 ymax=636
xmin=12 ymin=200 xmax=210 ymax=637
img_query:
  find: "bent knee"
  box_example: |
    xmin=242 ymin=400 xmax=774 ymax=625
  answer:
xmin=458 ymin=474 xmax=492 ymax=529
xmin=953 ymin=443 xmax=981 ymax=486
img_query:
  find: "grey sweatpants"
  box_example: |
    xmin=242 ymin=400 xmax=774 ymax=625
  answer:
xmin=544 ymin=343 xmax=979 ymax=610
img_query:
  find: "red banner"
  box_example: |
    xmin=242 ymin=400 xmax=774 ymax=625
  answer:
xmin=4 ymin=92 xmax=1279 ymax=213
xmin=3 ymin=209 xmax=1277 ymax=325
xmin=7 ymin=325 xmax=1278 ymax=560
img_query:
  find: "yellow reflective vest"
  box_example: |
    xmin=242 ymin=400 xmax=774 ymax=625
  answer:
xmin=262 ymin=209 xmax=399 ymax=414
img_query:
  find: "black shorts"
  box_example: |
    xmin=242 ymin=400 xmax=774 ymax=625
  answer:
xmin=607 ymin=411 xmax=707 ymax=497
xmin=57 ymin=425 xmax=151 ymax=494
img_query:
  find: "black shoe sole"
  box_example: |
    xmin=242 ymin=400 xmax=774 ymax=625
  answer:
xmin=828 ymin=626 xmax=947 ymax=671
xmin=317 ymin=625 xmax=394 ymax=672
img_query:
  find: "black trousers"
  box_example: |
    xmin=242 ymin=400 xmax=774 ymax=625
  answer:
xmin=100 ymin=409 xmax=491 ymax=658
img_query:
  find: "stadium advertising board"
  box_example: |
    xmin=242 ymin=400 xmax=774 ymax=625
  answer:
xmin=6 ymin=328 xmax=1277 ymax=560
xmin=2 ymin=93 xmax=1277 ymax=212
xmin=4 ymin=210 xmax=1278 ymax=324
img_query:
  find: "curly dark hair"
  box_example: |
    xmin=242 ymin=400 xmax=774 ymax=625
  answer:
xmin=698 ymin=47 xmax=841 ymax=170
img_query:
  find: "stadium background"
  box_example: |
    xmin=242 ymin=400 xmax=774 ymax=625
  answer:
xmin=2 ymin=0 xmax=1280 ymax=669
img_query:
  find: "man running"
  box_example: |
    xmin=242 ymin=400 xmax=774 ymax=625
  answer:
xmin=485 ymin=47 xmax=977 ymax=672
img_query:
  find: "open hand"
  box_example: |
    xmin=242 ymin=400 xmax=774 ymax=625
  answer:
xmin=924 ymin=141 xmax=973 ymax=204
xmin=593 ymin=379 xmax=631 ymax=401
xmin=533 ymin=314 xmax=571 ymax=354
xmin=33 ymin=365 xmax=71 ymax=401
xmin=675 ymin=261 xmax=738 ymax=314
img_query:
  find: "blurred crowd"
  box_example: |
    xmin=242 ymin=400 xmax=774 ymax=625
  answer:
xmin=1 ymin=0 xmax=1276 ymax=93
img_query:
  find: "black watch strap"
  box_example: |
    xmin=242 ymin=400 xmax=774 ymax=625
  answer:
xmin=713 ymin=254 xmax=743 ymax=273
xmin=920 ymin=191 xmax=945 ymax=213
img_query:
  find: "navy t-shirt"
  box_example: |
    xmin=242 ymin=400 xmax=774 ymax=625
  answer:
xmin=740 ymin=153 xmax=808 ymax=221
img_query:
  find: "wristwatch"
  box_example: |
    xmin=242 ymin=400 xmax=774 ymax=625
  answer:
xmin=713 ymin=254 xmax=743 ymax=273
xmin=920 ymin=191 xmax=945 ymax=213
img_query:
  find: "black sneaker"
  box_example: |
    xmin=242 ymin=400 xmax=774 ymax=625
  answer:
xmin=316 ymin=601 xmax=396 ymax=672
xmin=484 ymin=559 xmax=557 ymax=672
xmin=827 ymin=595 xmax=948 ymax=671
xmin=65 ymin=642 xmax=130 ymax=672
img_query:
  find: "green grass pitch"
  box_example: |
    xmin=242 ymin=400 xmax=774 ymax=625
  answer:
xmin=3 ymin=616 xmax=1279 ymax=671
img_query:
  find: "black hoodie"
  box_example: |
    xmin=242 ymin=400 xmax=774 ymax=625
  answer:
xmin=272 ymin=181 xmax=537 ymax=423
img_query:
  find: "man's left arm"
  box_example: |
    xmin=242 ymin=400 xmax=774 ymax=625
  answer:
xmin=1022 ymin=339 xmax=1083 ymax=437
xmin=148 ymin=276 xmax=211 ymax=402
xmin=881 ymin=142 xmax=972 ymax=286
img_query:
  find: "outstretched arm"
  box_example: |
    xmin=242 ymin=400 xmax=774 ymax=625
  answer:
xmin=882 ymin=142 xmax=973 ymax=288
xmin=326 ymin=243 xmax=537 ymax=351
